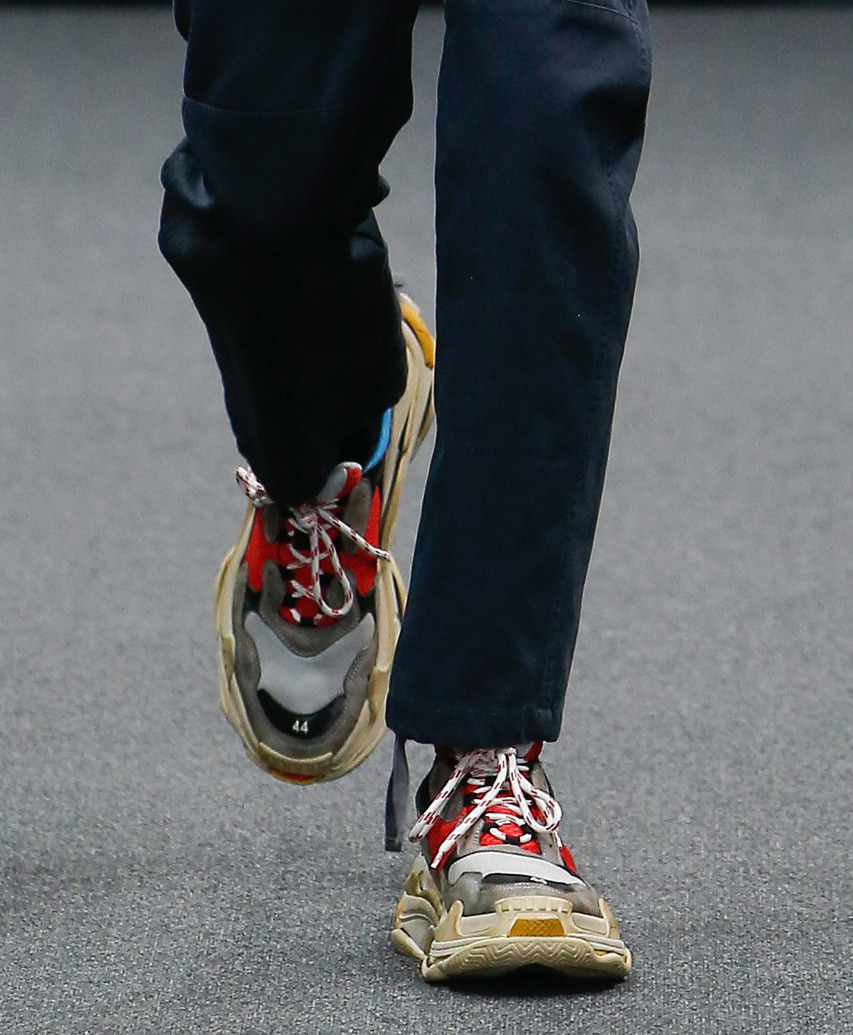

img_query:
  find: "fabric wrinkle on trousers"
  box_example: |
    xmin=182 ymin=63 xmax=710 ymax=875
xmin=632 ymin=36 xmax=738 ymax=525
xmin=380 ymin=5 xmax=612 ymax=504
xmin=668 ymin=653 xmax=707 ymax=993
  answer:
xmin=160 ymin=0 xmax=420 ymax=505
xmin=159 ymin=0 xmax=652 ymax=749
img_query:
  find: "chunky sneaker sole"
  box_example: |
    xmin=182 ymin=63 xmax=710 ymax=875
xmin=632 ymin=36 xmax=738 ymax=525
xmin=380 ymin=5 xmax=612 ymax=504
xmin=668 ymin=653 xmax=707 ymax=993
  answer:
xmin=393 ymin=855 xmax=631 ymax=983
xmin=214 ymin=296 xmax=434 ymax=784
xmin=392 ymin=745 xmax=632 ymax=983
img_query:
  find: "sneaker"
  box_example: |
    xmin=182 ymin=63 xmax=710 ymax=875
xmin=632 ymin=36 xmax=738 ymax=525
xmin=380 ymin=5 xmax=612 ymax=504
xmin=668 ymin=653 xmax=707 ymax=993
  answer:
xmin=214 ymin=296 xmax=434 ymax=784
xmin=392 ymin=745 xmax=631 ymax=982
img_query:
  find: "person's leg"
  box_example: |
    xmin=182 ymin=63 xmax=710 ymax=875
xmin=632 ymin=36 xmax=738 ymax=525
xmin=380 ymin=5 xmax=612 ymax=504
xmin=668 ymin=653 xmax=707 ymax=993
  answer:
xmin=159 ymin=0 xmax=421 ymax=506
xmin=389 ymin=0 xmax=652 ymax=984
xmin=387 ymin=0 xmax=652 ymax=748
xmin=159 ymin=0 xmax=433 ymax=784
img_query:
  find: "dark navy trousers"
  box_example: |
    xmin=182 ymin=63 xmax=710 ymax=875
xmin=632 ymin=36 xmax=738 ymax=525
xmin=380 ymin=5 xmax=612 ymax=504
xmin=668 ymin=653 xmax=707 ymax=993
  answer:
xmin=160 ymin=0 xmax=652 ymax=749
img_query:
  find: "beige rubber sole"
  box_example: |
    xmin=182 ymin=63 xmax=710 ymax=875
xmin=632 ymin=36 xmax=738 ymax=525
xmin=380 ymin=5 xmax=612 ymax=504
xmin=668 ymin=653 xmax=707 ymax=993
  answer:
xmin=392 ymin=855 xmax=632 ymax=983
xmin=213 ymin=296 xmax=435 ymax=784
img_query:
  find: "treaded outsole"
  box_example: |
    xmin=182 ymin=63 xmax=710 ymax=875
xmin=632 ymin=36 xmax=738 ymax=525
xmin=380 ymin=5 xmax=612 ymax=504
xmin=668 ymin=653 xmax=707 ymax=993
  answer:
xmin=419 ymin=936 xmax=632 ymax=983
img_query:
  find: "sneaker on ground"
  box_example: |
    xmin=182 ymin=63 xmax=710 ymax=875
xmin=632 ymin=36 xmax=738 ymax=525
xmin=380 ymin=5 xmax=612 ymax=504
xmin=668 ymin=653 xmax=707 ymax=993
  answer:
xmin=214 ymin=296 xmax=434 ymax=784
xmin=392 ymin=744 xmax=631 ymax=982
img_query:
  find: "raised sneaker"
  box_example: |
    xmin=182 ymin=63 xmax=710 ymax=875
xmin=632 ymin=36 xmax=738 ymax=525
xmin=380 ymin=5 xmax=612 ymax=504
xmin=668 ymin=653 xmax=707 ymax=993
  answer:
xmin=214 ymin=296 xmax=434 ymax=783
xmin=392 ymin=744 xmax=631 ymax=982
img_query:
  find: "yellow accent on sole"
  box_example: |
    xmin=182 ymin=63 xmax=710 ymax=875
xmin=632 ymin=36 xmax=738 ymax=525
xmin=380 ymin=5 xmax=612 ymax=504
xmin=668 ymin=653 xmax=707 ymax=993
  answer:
xmin=509 ymin=917 xmax=564 ymax=937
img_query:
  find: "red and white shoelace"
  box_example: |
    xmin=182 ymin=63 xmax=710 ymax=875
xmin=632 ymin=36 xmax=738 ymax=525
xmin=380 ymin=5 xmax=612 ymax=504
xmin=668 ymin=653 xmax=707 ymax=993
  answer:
xmin=409 ymin=747 xmax=563 ymax=870
xmin=236 ymin=465 xmax=390 ymax=621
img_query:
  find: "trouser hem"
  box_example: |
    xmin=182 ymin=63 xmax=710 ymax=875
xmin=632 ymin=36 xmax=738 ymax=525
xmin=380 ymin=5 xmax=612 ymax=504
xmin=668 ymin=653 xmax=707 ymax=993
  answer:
xmin=385 ymin=695 xmax=561 ymax=750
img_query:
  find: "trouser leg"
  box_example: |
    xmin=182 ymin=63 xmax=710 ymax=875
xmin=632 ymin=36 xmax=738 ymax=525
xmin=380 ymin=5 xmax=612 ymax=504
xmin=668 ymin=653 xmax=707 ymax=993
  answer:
xmin=387 ymin=0 xmax=652 ymax=748
xmin=159 ymin=0 xmax=420 ymax=505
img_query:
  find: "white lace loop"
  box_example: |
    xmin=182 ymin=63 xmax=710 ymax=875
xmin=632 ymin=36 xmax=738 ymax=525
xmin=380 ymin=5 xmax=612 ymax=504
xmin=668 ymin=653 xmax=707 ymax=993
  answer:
xmin=236 ymin=465 xmax=390 ymax=620
xmin=409 ymin=748 xmax=563 ymax=870
xmin=237 ymin=466 xmax=271 ymax=508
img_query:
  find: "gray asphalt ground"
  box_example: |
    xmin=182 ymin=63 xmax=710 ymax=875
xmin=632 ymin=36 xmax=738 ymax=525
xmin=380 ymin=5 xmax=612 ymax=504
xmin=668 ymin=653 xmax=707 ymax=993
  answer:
xmin=1 ymin=6 xmax=852 ymax=1034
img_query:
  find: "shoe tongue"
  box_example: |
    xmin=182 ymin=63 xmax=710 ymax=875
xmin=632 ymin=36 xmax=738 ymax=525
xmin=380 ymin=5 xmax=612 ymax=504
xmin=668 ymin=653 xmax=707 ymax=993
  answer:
xmin=314 ymin=462 xmax=362 ymax=504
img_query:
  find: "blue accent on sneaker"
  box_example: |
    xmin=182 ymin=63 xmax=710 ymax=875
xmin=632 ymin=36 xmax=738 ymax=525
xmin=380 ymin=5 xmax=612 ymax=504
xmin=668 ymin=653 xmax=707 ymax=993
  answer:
xmin=363 ymin=409 xmax=392 ymax=472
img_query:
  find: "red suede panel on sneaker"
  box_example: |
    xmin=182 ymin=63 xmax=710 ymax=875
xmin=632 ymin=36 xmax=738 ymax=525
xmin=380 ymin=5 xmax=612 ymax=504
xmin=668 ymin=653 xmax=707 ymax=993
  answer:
xmin=245 ymin=512 xmax=284 ymax=594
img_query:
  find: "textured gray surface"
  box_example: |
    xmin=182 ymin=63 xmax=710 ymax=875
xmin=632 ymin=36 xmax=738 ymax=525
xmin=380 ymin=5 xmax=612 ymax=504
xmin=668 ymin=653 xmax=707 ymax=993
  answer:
xmin=1 ymin=7 xmax=851 ymax=1034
